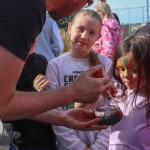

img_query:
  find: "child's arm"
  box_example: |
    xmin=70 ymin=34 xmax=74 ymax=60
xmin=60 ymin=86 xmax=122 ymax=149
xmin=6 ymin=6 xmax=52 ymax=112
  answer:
xmin=75 ymin=102 xmax=98 ymax=109
xmin=74 ymin=100 xmax=101 ymax=110
xmin=74 ymin=102 xmax=82 ymax=108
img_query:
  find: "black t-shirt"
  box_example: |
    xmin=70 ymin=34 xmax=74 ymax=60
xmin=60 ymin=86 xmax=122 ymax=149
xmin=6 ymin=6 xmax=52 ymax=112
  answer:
xmin=0 ymin=0 xmax=46 ymax=61
xmin=8 ymin=53 xmax=57 ymax=148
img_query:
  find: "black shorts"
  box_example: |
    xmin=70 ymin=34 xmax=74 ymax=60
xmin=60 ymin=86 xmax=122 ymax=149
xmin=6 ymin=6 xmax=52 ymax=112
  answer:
xmin=0 ymin=0 xmax=46 ymax=61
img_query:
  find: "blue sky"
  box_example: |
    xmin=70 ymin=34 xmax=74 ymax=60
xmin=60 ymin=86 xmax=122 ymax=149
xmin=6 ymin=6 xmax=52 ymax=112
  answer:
xmin=89 ymin=0 xmax=149 ymax=24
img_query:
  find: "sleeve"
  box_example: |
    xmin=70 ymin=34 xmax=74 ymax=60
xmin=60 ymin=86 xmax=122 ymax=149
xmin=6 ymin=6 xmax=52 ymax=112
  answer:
xmin=91 ymin=127 xmax=110 ymax=150
xmin=100 ymin=26 xmax=115 ymax=59
xmin=45 ymin=60 xmax=59 ymax=90
xmin=51 ymin=20 xmax=64 ymax=57
xmin=45 ymin=61 xmax=87 ymax=150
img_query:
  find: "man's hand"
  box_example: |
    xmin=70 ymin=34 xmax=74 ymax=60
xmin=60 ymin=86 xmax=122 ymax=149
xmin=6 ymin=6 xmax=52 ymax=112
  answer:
xmin=69 ymin=65 xmax=113 ymax=104
xmin=60 ymin=108 xmax=108 ymax=131
xmin=31 ymin=108 xmax=107 ymax=131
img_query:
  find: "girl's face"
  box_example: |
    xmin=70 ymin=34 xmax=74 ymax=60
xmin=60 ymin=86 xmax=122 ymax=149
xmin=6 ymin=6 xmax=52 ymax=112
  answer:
xmin=68 ymin=14 xmax=101 ymax=58
xmin=116 ymin=52 xmax=145 ymax=93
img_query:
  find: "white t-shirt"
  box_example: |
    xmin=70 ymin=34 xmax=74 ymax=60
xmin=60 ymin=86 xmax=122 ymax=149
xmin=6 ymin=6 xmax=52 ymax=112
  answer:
xmin=46 ymin=52 xmax=112 ymax=150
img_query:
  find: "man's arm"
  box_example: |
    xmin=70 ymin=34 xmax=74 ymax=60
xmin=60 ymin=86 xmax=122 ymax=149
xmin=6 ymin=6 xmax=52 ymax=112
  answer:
xmin=0 ymin=46 xmax=74 ymax=120
xmin=31 ymin=108 xmax=108 ymax=131
xmin=0 ymin=46 xmax=112 ymax=121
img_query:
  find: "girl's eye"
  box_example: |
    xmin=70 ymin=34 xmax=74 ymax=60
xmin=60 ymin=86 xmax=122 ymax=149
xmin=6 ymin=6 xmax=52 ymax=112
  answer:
xmin=116 ymin=67 xmax=125 ymax=72
xmin=89 ymin=31 xmax=95 ymax=35
xmin=131 ymin=68 xmax=137 ymax=74
xmin=77 ymin=27 xmax=83 ymax=32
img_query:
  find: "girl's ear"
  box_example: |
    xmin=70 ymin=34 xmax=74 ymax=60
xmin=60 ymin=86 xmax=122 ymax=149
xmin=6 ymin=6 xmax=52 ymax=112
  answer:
xmin=68 ymin=23 xmax=72 ymax=35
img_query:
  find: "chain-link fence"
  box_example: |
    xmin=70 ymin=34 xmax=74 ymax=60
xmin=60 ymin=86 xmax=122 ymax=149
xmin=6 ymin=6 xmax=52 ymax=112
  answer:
xmin=56 ymin=6 xmax=150 ymax=38
xmin=112 ymin=6 xmax=150 ymax=37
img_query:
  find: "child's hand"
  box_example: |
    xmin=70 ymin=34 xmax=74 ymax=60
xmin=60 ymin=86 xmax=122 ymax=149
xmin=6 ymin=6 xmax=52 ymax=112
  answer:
xmin=84 ymin=145 xmax=89 ymax=150
xmin=87 ymin=147 xmax=94 ymax=150
xmin=74 ymin=102 xmax=82 ymax=108
xmin=33 ymin=74 xmax=50 ymax=92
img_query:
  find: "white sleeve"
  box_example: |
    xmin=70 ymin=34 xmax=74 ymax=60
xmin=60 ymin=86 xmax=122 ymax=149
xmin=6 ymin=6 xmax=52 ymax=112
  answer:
xmin=46 ymin=61 xmax=59 ymax=90
xmin=91 ymin=127 xmax=110 ymax=150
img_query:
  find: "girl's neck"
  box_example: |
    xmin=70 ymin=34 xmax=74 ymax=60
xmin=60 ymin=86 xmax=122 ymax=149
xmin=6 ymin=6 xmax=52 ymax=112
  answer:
xmin=130 ymin=86 xmax=145 ymax=95
xmin=69 ymin=51 xmax=89 ymax=59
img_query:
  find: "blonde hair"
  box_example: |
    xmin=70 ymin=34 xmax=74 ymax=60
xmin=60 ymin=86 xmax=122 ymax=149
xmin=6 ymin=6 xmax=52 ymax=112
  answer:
xmin=71 ymin=9 xmax=102 ymax=24
xmin=97 ymin=0 xmax=106 ymax=3
xmin=95 ymin=2 xmax=113 ymax=18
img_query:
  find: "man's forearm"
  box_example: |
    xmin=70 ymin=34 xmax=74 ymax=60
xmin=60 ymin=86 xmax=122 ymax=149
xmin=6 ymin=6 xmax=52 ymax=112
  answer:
xmin=1 ymin=86 xmax=74 ymax=121
xmin=31 ymin=109 xmax=62 ymax=125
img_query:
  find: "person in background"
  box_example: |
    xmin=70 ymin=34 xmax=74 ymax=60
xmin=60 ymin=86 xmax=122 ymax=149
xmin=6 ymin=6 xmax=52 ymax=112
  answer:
xmin=6 ymin=38 xmax=57 ymax=150
xmin=35 ymin=14 xmax=64 ymax=62
xmin=93 ymin=2 xmax=123 ymax=60
xmin=97 ymin=0 xmax=121 ymax=25
xmin=135 ymin=22 xmax=150 ymax=34
xmin=0 ymin=0 xmax=114 ymax=131
xmin=97 ymin=0 xmax=106 ymax=3
xmin=40 ymin=9 xmax=111 ymax=150
xmin=112 ymin=13 xmax=121 ymax=25
xmin=108 ymin=34 xmax=150 ymax=149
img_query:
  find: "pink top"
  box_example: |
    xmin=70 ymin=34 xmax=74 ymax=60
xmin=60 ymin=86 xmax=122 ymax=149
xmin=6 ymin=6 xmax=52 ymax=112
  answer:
xmin=93 ymin=18 xmax=123 ymax=59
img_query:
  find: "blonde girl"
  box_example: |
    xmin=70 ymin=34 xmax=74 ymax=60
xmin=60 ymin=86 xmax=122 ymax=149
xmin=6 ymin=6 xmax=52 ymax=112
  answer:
xmin=108 ymin=34 xmax=150 ymax=150
xmin=45 ymin=9 xmax=112 ymax=150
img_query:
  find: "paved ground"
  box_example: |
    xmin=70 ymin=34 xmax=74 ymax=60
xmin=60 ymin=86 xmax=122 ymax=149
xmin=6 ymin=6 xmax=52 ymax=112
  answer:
xmin=0 ymin=124 xmax=10 ymax=150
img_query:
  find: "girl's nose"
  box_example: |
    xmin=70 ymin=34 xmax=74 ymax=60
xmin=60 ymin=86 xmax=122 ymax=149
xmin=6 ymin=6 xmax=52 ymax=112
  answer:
xmin=124 ymin=70 xmax=132 ymax=79
xmin=81 ymin=31 xmax=88 ymax=39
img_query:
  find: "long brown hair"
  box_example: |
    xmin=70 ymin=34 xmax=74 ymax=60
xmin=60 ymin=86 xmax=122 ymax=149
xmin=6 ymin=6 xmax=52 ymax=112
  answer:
xmin=109 ymin=34 xmax=150 ymax=120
